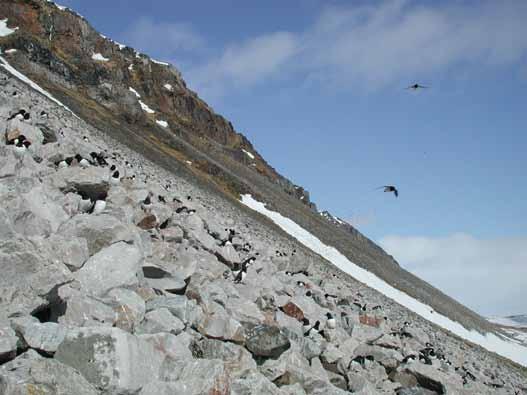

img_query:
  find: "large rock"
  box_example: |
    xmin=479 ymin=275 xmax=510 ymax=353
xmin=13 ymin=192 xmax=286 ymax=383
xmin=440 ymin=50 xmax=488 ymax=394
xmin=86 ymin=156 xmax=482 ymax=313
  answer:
xmin=146 ymin=295 xmax=202 ymax=326
xmin=0 ymin=352 xmax=99 ymax=395
xmin=59 ymin=289 xmax=116 ymax=327
xmin=159 ymin=358 xmax=230 ymax=394
xmin=105 ymin=288 xmax=146 ymax=332
xmin=0 ymin=237 xmax=71 ymax=319
xmin=55 ymin=327 xmax=165 ymax=394
xmin=58 ymin=213 xmax=139 ymax=256
xmin=142 ymin=264 xmax=187 ymax=294
xmin=75 ymin=241 xmax=142 ymax=296
xmin=136 ymin=308 xmax=185 ymax=335
xmin=231 ymin=371 xmax=284 ymax=395
xmin=47 ymin=234 xmax=90 ymax=272
xmin=198 ymin=301 xmax=245 ymax=343
xmin=16 ymin=322 xmax=66 ymax=354
xmin=246 ymin=325 xmax=291 ymax=359
xmin=50 ymin=165 xmax=110 ymax=201
xmin=193 ymin=337 xmax=256 ymax=377
xmin=138 ymin=332 xmax=193 ymax=360
xmin=401 ymin=362 xmax=464 ymax=394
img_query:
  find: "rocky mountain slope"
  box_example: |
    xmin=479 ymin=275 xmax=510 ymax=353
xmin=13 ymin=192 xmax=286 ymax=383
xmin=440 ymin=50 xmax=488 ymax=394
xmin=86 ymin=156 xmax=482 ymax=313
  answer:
xmin=1 ymin=1 xmax=527 ymax=394
xmin=1 ymin=60 xmax=526 ymax=395
xmin=0 ymin=0 xmax=500 ymax=332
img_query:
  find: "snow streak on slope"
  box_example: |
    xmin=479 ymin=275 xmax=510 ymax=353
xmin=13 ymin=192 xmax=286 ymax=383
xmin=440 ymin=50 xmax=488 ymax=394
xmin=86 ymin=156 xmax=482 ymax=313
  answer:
xmin=0 ymin=55 xmax=79 ymax=119
xmin=241 ymin=194 xmax=527 ymax=367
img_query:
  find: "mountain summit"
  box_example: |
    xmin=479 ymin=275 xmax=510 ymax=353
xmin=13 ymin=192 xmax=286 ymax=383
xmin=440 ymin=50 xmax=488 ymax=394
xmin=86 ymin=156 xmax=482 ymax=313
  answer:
xmin=1 ymin=1 xmax=526 ymax=393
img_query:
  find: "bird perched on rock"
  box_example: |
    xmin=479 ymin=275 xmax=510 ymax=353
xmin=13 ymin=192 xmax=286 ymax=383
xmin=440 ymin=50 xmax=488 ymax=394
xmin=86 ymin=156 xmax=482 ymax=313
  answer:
xmin=326 ymin=312 xmax=336 ymax=329
xmin=406 ymin=83 xmax=429 ymax=90
xmin=377 ymin=185 xmax=398 ymax=197
xmin=110 ymin=170 xmax=120 ymax=185
xmin=233 ymin=265 xmax=247 ymax=283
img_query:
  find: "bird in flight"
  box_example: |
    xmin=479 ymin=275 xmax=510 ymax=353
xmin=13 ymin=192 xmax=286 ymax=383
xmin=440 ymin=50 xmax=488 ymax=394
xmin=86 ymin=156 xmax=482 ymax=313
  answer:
xmin=406 ymin=83 xmax=429 ymax=90
xmin=376 ymin=185 xmax=399 ymax=197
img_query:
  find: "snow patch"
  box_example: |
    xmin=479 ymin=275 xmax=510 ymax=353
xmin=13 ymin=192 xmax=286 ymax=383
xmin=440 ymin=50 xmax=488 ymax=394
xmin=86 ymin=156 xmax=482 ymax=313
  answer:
xmin=240 ymin=194 xmax=527 ymax=367
xmin=151 ymin=59 xmax=169 ymax=66
xmin=242 ymin=149 xmax=255 ymax=160
xmin=4 ymin=49 xmax=17 ymax=54
xmin=0 ymin=19 xmax=18 ymax=37
xmin=0 ymin=55 xmax=79 ymax=119
xmin=156 ymin=120 xmax=168 ymax=128
xmin=128 ymin=64 xmax=134 ymax=72
xmin=163 ymin=83 xmax=173 ymax=92
xmin=46 ymin=1 xmax=67 ymax=11
xmin=139 ymin=100 xmax=155 ymax=114
xmin=128 ymin=87 xmax=141 ymax=98
xmin=92 ymin=53 xmax=109 ymax=62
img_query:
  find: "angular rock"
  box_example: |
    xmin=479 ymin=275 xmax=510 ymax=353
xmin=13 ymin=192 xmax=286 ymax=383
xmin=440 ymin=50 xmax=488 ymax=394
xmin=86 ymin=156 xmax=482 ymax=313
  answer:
xmin=58 ymin=213 xmax=139 ymax=256
xmin=105 ymin=288 xmax=146 ymax=332
xmin=142 ymin=264 xmax=187 ymax=294
xmin=137 ymin=214 xmax=157 ymax=230
xmin=55 ymin=327 xmax=165 ymax=394
xmin=0 ymin=354 xmax=98 ymax=395
xmin=17 ymin=322 xmax=66 ymax=354
xmin=136 ymin=308 xmax=185 ymax=335
xmin=75 ymin=241 xmax=142 ymax=296
xmin=59 ymin=293 xmax=116 ymax=327
xmin=138 ymin=332 xmax=193 ymax=360
xmin=48 ymin=234 xmax=90 ymax=272
xmin=198 ymin=302 xmax=244 ymax=343
xmin=146 ymin=295 xmax=202 ymax=326
xmin=159 ymin=358 xmax=230 ymax=395
xmin=281 ymin=301 xmax=305 ymax=321
xmin=193 ymin=337 xmax=256 ymax=377
xmin=246 ymin=325 xmax=291 ymax=359
xmin=231 ymin=371 xmax=284 ymax=395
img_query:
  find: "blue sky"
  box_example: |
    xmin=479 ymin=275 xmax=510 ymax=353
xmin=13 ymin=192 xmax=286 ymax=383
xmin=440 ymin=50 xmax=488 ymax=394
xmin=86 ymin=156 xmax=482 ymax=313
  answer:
xmin=56 ymin=0 xmax=527 ymax=316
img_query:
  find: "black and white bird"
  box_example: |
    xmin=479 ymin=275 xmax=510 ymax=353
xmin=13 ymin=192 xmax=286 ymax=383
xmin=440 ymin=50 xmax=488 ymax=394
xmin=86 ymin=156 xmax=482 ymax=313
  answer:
xmin=110 ymin=170 xmax=120 ymax=185
xmin=406 ymin=83 xmax=429 ymax=90
xmin=296 ymin=281 xmax=306 ymax=287
xmin=78 ymin=192 xmax=93 ymax=213
xmin=7 ymin=109 xmax=30 ymax=121
xmin=89 ymin=192 xmax=107 ymax=215
xmin=141 ymin=195 xmax=152 ymax=211
xmin=233 ymin=265 xmax=247 ymax=283
xmin=14 ymin=140 xmax=30 ymax=158
xmin=301 ymin=318 xmax=311 ymax=332
xmin=304 ymin=320 xmax=324 ymax=337
xmin=376 ymin=185 xmax=398 ymax=197
xmin=353 ymin=302 xmax=367 ymax=311
xmin=326 ymin=312 xmax=336 ymax=329
xmin=75 ymin=154 xmax=90 ymax=168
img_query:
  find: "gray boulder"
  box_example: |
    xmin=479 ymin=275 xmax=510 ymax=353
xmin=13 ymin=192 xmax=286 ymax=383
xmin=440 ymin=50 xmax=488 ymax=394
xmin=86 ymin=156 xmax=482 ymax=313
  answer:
xmin=138 ymin=332 xmax=193 ymax=360
xmin=246 ymin=324 xmax=291 ymax=359
xmin=136 ymin=308 xmax=185 ymax=335
xmin=146 ymin=295 xmax=202 ymax=326
xmin=159 ymin=358 xmax=230 ymax=394
xmin=231 ymin=371 xmax=284 ymax=395
xmin=139 ymin=380 xmax=190 ymax=395
xmin=0 ymin=353 xmax=98 ymax=395
xmin=75 ymin=241 xmax=142 ymax=296
xmin=55 ymin=327 xmax=165 ymax=394
xmin=58 ymin=213 xmax=139 ymax=256
xmin=193 ymin=337 xmax=256 ymax=377
xmin=16 ymin=322 xmax=66 ymax=354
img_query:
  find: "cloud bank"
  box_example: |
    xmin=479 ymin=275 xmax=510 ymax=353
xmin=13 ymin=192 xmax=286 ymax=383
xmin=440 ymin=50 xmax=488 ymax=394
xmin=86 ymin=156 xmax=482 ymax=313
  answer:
xmin=379 ymin=233 xmax=527 ymax=316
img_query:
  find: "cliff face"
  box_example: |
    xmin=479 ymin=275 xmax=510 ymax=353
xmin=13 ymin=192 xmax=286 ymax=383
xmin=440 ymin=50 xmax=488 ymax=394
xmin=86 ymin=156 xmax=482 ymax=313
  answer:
xmin=0 ymin=0 xmax=314 ymax=206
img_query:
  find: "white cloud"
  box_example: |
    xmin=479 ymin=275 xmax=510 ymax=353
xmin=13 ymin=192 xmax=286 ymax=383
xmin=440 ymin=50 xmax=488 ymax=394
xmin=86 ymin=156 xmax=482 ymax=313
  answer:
xmin=187 ymin=31 xmax=299 ymax=98
xmin=379 ymin=233 xmax=527 ymax=317
xmin=186 ymin=1 xmax=527 ymax=96
xmin=121 ymin=17 xmax=203 ymax=59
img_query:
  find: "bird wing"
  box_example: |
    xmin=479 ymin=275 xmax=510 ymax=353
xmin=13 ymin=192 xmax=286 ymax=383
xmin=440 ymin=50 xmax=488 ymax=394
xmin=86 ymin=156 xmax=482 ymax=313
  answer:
xmin=394 ymin=189 xmax=399 ymax=197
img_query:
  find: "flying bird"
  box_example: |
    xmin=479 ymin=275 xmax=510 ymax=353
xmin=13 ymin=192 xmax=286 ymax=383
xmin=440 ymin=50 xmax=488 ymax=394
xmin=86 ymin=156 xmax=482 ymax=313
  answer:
xmin=406 ymin=83 xmax=429 ymax=90
xmin=376 ymin=185 xmax=398 ymax=197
